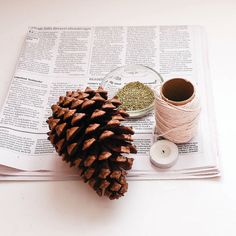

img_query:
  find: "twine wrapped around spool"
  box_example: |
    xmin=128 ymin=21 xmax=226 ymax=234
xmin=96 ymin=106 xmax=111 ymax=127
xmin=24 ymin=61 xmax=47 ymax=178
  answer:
xmin=154 ymin=78 xmax=201 ymax=144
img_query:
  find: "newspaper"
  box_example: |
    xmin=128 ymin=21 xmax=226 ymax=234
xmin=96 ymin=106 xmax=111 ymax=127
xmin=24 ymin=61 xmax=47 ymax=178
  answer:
xmin=0 ymin=26 xmax=220 ymax=180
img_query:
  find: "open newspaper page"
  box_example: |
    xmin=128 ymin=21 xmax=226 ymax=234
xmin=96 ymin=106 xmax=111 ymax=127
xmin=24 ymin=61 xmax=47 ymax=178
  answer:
xmin=0 ymin=26 xmax=219 ymax=179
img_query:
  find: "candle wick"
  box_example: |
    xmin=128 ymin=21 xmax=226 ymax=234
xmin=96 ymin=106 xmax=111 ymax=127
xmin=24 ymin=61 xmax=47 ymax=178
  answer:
xmin=162 ymin=150 xmax=165 ymax=154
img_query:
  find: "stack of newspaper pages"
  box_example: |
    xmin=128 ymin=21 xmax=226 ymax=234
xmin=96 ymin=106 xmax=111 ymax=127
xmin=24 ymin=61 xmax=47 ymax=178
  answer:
xmin=0 ymin=25 xmax=220 ymax=180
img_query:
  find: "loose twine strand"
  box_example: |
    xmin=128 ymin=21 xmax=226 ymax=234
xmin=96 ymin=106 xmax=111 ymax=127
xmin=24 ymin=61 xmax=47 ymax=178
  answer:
xmin=154 ymin=88 xmax=201 ymax=144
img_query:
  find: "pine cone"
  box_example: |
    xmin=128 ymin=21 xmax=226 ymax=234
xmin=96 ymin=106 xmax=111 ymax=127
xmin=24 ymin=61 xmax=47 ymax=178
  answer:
xmin=47 ymin=86 xmax=137 ymax=200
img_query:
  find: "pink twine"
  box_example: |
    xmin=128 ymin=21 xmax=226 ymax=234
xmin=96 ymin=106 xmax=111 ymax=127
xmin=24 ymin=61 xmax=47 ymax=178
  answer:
xmin=154 ymin=89 xmax=201 ymax=144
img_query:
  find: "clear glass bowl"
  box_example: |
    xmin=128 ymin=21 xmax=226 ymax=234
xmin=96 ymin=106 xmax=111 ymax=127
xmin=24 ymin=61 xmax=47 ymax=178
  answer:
xmin=101 ymin=64 xmax=163 ymax=118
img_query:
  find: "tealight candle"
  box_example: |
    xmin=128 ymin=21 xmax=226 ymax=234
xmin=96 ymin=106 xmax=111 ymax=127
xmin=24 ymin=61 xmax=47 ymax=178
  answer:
xmin=150 ymin=140 xmax=179 ymax=168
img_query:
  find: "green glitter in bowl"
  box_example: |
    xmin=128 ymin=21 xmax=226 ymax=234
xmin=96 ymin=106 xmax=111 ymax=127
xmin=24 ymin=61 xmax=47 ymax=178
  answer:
xmin=116 ymin=81 xmax=155 ymax=111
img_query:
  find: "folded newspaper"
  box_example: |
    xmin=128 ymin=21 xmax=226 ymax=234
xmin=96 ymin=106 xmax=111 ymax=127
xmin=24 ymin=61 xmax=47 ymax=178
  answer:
xmin=0 ymin=25 xmax=220 ymax=180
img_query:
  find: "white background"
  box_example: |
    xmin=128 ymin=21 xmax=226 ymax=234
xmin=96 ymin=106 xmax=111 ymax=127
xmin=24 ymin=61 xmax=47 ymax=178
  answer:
xmin=0 ymin=0 xmax=236 ymax=235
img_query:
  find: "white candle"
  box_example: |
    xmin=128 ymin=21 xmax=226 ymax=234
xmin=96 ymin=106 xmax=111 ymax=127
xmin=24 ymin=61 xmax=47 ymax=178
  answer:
xmin=150 ymin=140 xmax=179 ymax=168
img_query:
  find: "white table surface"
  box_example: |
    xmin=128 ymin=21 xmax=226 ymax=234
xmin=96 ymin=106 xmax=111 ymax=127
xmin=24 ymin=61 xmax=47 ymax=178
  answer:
xmin=0 ymin=0 xmax=236 ymax=235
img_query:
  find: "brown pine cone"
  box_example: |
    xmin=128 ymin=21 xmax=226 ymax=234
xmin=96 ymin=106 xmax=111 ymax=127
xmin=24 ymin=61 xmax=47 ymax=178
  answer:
xmin=47 ymin=86 xmax=137 ymax=200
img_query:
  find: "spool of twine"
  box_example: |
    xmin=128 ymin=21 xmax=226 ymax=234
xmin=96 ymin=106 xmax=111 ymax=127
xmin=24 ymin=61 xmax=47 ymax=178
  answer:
xmin=154 ymin=78 xmax=201 ymax=144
